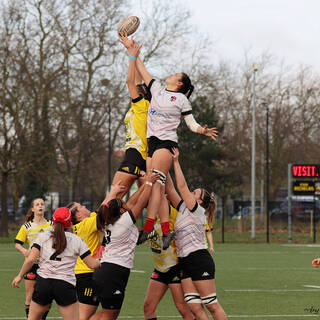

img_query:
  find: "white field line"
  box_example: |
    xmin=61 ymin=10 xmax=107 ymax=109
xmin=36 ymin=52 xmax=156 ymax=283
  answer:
xmin=131 ymin=269 xmax=145 ymax=273
xmin=225 ymin=289 xmax=320 ymax=292
xmin=303 ymin=285 xmax=320 ymax=289
xmin=282 ymin=244 xmax=320 ymax=247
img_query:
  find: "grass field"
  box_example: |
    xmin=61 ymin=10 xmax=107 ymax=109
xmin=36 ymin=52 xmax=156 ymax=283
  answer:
xmin=1 ymin=241 xmax=320 ymax=319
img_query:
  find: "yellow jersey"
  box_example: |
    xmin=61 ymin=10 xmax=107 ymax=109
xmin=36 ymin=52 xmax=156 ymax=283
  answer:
xmin=72 ymin=212 xmax=102 ymax=274
xmin=204 ymin=216 xmax=213 ymax=249
xmin=124 ymin=97 xmax=149 ymax=160
xmin=148 ymin=206 xmax=179 ymax=273
xmin=15 ymin=220 xmax=53 ymax=248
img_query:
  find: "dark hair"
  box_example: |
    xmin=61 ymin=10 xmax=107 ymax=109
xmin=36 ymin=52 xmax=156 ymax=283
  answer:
xmin=178 ymin=73 xmax=194 ymax=99
xmin=137 ymin=83 xmax=152 ymax=102
xmin=97 ymin=198 xmax=122 ymax=227
xmin=199 ymin=189 xmax=216 ymax=227
xmin=25 ymin=198 xmax=44 ymax=223
xmin=66 ymin=202 xmax=79 ymax=225
xmin=51 ymin=222 xmax=67 ymax=256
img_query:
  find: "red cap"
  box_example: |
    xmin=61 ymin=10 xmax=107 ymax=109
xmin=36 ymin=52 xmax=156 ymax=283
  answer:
xmin=53 ymin=207 xmax=72 ymax=228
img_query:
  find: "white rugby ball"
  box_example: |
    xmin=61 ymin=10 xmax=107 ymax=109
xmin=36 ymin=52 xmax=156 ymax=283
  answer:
xmin=117 ymin=16 xmax=140 ymax=36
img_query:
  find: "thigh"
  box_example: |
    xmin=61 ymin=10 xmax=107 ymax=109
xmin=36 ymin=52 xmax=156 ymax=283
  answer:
xmin=151 ymin=148 xmax=172 ymax=175
xmin=25 ymin=279 xmax=36 ymax=302
xmin=144 ymin=279 xmax=168 ymax=307
xmin=79 ymin=303 xmax=98 ymax=320
xmin=193 ymin=278 xmax=217 ymax=298
xmin=58 ymin=302 xmax=79 ymax=320
xmin=28 ymin=300 xmax=50 ymax=320
xmin=168 ymin=283 xmax=185 ymax=304
xmin=111 ymin=171 xmax=136 ymax=199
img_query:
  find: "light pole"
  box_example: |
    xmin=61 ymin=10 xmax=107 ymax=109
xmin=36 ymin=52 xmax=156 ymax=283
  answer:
xmin=100 ymin=78 xmax=112 ymax=192
xmin=263 ymin=102 xmax=270 ymax=243
xmin=251 ymin=63 xmax=258 ymax=239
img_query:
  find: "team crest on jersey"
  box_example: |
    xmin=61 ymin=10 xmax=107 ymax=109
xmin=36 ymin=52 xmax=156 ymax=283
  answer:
xmin=151 ymin=271 xmax=159 ymax=279
xmin=170 ymin=96 xmax=176 ymax=102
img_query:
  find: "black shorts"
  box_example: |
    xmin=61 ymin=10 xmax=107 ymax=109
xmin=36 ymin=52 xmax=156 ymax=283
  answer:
xmin=93 ymin=262 xmax=130 ymax=310
xmin=150 ymin=264 xmax=182 ymax=285
xmin=32 ymin=276 xmax=77 ymax=307
xmin=76 ymin=273 xmax=99 ymax=306
xmin=118 ymin=148 xmax=146 ymax=176
xmin=24 ymin=263 xmax=39 ymax=280
xmin=147 ymin=136 xmax=178 ymax=158
xmin=179 ymin=249 xmax=215 ymax=281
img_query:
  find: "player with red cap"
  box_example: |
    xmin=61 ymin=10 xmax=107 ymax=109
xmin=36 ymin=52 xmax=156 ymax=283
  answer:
xmin=12 ymin=207 xmax=101 ymax=320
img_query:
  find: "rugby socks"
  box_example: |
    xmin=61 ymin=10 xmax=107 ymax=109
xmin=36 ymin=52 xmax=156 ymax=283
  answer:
xmin=25 ymin=304 xmax=29 ymax=318
xmin=144 ymin=218 xmax=155 ymax=232
xmin=161 ymin=221 xmax=170 ymax=235
xmin=148 ymin=318 xmax=157 ymax=320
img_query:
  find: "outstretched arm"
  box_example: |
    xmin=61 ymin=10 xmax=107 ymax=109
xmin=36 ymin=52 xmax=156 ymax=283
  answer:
xmin=165 ymin=173 xmax=181 ymax=209
xmin=136 ymin=56 xmax=153 ymax=87
xmin=131 ymin=170 xmax=160 ymax=219
xmin=184 ymin=114 xmax=218 ymax=141
xmin=12 ymin=247 xmax=40 ymax=288
xmin=172 ymin=148 xmax=197 ymax=211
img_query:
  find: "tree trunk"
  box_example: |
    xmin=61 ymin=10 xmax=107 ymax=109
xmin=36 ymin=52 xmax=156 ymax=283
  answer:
xmin=0 ymin=171 xmax=9 ymax=237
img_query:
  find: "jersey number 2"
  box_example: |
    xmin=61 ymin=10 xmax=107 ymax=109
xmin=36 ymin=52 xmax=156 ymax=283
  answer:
xmin=50 ymin=253 xmax=62 ymax=261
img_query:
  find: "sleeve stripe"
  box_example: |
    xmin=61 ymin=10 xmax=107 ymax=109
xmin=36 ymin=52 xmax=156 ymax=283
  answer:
xmin=31 ymin=243 xmax=41 ymax=251
xmin=176 ymin=200 xmax=183 ymax=211
xmin=80 ymin=250 xmax=91 ymax=260
xmin=147 ymin=79 xmax=155 ymax=91
xmin=128 ymin=210 xmax=136 ymax=224
xmin=181 ymin=110 xmax=192 ymax=116
xmin=132 ymin=96 xmax=143 ymax=103
xmin=14 ymin=239 xmax=24 ymax=245
xmin=190 ymin=202 xmax=198 ymax=212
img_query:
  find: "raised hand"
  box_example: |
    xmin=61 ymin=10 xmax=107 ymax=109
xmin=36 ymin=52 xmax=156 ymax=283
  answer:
xmin=202 ymin=125 xmax=218 ymax=141
xmin=145 ymin=169 xmax=160 ymax=184
xmin=119 ymin=33 xmax=134 ymax=49
xmin=171 ymin=147 xmax=180 ymax=161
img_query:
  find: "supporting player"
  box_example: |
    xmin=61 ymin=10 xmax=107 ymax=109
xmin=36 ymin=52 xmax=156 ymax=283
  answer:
xmin=143 ymin=205 xmax=195 ymax=320
xmin=12 ymin=207 xmax=101 ymax=320
xmin=66 ymin=182 xmax=125 ymax=320
xmin=90 ymin=170 xmax=159 ymax=320
xmin=14 ymin=198 xmax=53 ymax=319
xmin=166 ymin=148 xmax=227 ymax=320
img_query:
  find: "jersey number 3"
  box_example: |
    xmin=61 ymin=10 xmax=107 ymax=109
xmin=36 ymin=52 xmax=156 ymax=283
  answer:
xmin=105 ymin=230 xmax=111 ymax=244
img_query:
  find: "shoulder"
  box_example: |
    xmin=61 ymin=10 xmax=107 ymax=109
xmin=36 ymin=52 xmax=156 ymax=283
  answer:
xmin=148 ymin=79 xmax=163 ymax=92
xmin=23 ymin=221 xmax=33 ymax=230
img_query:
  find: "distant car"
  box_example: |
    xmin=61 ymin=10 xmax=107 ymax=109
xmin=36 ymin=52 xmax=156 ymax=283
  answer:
xmin=271 ymin=196 xmax=320 ymax=221
xmin=232 ymin=206 xmax=261 ymax=219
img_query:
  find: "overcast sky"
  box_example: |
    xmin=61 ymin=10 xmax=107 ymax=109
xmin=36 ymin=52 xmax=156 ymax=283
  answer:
xmin=184 ymin=0 xmax=320 ymax=71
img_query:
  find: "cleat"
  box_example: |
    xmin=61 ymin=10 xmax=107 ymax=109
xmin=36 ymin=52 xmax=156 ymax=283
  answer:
xmin=162 ymin=230 xmax=176 ymax=250
xmin=137 ymin=230 xmax=151 ymax=245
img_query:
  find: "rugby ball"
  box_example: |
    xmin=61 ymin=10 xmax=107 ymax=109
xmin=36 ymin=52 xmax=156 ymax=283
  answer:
xmin=118 ymin=16 xmax=140 ymax=36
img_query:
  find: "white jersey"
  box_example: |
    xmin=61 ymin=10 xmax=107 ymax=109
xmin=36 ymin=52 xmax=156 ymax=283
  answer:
xmin=147 ymin=80 xmax=192 ymax=142
xmin=32 ymin=231 xmax=91 ymax=286
xmin=174 ymin=201 xmax=206 ymax=258
xmin=100 ymin=210 xmax=138 ymax=269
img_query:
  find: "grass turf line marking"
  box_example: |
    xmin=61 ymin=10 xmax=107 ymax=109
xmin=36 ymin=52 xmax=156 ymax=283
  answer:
xmin=225 ymin=289 xmax=320 ymax=292
xmin=131 ymin=269 xmax=145 ymax=273
xmin=303 ymin=285 xmax=320 ymax=289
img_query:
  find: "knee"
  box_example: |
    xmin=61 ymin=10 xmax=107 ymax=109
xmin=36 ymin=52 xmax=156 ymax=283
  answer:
xmin=143 ymin=299 xmax=155 ymax=314
xmin=206 ymin=303 xmax=227 ymax=319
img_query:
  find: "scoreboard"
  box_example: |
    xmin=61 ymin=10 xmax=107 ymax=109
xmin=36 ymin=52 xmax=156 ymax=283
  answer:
xmin=292 ymin=164 xmax=320 ymax=178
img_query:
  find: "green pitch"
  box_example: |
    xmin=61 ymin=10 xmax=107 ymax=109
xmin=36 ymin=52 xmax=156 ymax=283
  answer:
xmin=1 ymin=242 xmax=320 ymax=319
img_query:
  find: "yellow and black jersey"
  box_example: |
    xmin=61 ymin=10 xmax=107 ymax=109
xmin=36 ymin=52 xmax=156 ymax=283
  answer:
xmin=204 ymin=216 xmax=213 ymax=249
xmin=72 ymin=212 xmax=102 ymax=274
xmin=124 ymin=96 xmax=149 ymax=160
xmin=15 ymin=220 xmax=53 ymax=248
xmin=149 ymin=205 xmax=179 ymax=273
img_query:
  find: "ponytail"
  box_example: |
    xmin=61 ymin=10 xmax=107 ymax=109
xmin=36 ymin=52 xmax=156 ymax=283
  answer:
xmin=51 ymin=222 xmax=67 ymax=256
xmin=179 ymin=73 xmax=194 ymax=99
xmin=97 ymin=198 xmax=122 ymax=228
xmin=200 ymin=189 xmax=217 ymax=228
